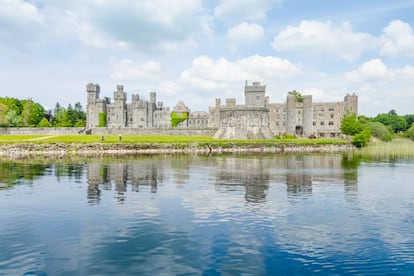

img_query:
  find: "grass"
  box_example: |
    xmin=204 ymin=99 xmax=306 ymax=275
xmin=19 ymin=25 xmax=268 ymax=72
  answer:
xmin=355 ymin=138 xmax=414 ymax=160
xmin=0 ymin=134 xmax=350 ymax=146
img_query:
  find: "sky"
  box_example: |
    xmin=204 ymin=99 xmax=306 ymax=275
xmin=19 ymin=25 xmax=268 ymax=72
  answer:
xmin=1 ymin=0 xmax=414 ymax=116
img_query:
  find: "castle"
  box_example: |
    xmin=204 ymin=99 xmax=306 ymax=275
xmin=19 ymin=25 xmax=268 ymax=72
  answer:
xmin=86 ymin=81 xmax=357 ymax=139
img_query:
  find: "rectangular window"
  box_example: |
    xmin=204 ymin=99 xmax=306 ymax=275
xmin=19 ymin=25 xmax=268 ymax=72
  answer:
xmin=329 ymin=107 xmax=334 ymax=111
xmin=256 ymin=96 xmax=260 ymax=100
xmin=313 ymin=121 xmax=316 ymax=126
xmin=330 ymin=114 xmax=334 ymax=118
xmin=329 ymin=121 xmax=334 ymax=126
xmin=320 ymin=121 xmax=325 ymax=126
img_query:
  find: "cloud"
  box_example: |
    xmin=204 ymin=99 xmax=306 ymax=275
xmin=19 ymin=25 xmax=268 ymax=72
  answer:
xmin=345 ymin=59 xmax=390 ymax=82
xmin=0 ymin=0 xmax=45 ymax=48
xmin=110 ymin=59 xmax=161 ymax=81
xmin=0 ymin=0 xmax=43 ymax=24
xmin=180 ymin=55 xmax=300 ymax=90
xmin=272 ymin=20 xmax=378 ymax=61
xmin=87 ymin=0 xmax=204 ymax=52
xmin=214 ymin=0 xmax=279 ymax=22
xmin=380 ymin=20 xmax=414 ymax=58
xmin=227 ymin=22 xmax=264 ymax=44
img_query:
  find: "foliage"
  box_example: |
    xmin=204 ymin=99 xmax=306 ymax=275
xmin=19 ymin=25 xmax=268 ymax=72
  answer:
xmin=21 ymin=100 xmax=45 ymax=127
xmin=340 ymin=112 xmax=363 ymax=136
xmin=288 ymin=90 xmax=303 ymax=102
xmin=367 ymin=122 xmax=392 ymax=142
xmin=98 ymin=112 xmax=107 ymax=127
xmin=37 ymin=118 xmax=52 ymax=127
xmin=352 ymin=129 xmax=371 ymax=148
xmin=55 ymin=108 xmax=72 ymax=127
xmin=6 ymin=109 xmax=23 ymax=127
xmin=405 ymin=114 xmax=414 ymax=129
xmin=171 ymin=111 xmax=189 ymax=128
xmin=406 ymin=124 xmax=414 ymax=141
xmin=373 ymin=110 xmax=408 ymax=133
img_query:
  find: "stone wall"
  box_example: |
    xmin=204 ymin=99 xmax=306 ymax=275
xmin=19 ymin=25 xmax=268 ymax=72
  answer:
xmin=90 ymin=127 xmax=217 ymax=136
xmin=0 ymin=128 xmax=85 ymax=135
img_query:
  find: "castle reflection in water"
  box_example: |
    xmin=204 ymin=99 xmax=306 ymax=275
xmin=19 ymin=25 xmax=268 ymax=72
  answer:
xmin=85 ymin=154 xmax=359 ymax=204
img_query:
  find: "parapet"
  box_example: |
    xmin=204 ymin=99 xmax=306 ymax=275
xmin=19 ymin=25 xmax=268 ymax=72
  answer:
xmin=225 ymin=98 xmax=236 ymax=107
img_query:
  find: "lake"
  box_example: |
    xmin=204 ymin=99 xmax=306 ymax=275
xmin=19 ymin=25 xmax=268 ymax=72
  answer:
xmin=1 ymin=154 xmax=414 ymax=275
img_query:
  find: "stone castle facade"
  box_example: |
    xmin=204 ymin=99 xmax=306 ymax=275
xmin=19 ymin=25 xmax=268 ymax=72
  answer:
xmin=86 ymin=81 xmax=357 ymax=139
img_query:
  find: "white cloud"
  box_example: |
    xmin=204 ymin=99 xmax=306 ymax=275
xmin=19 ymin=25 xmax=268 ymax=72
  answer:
xmin=272 ymin=20 xmax=378 ymax=61
xmin=345 ymin=59 xmax=390 ymax=82
xmin=110 ymin=59 xmax=161 ymax=81
xmin=380 ymin=20 xmax=414 ymax=58
xmin=214 ymin=0 xmax=279 ymax=22
xmin=180 ymin=55 xmax=300 ymax=90
xmin=227 ymin=22 xmax=264 ymax=44
xmin=0 ymin=0 xmax=43 ymax=24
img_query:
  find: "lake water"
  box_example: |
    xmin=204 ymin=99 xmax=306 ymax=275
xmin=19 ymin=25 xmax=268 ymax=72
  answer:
xmin=1 ymin=154 xmax=414 ymax=275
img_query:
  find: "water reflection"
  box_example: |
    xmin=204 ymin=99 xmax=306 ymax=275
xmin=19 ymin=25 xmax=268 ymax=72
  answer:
xmin=0 ymin=154 xmax=361 ymax=204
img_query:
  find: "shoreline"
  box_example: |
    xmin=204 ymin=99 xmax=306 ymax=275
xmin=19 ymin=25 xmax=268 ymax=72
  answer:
xmin=0 ymin=142 xmax=355 ymax=158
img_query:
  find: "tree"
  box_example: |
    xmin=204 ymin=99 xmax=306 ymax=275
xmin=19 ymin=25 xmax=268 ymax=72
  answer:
xmin=37 ymin=117 xmax=52 ymax=127
xmin=406 ymin=124 xmax=414 ymax=141
xmin=55 ymin=108 xmax=71 ymax=127
xmin=288 ymin=90 xmax=303 ymax=102
xmin=340 ymin=112 xmax=363 ymax=136
xmin=367 ymin=122 xmax=392 ymax=142
xmin=373 ymin=110 xmax=408 ymax=133
xmin=6 ymin=109 xmax=23 ymax=127
xmin=352 ymin=129 xmax=371 ymax=148
xmin=21 ymin=100 xmax=45 ymax=127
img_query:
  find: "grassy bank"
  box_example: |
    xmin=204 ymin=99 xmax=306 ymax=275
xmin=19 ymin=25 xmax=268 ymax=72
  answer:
xmin=0 ymin=134 xmax=349 ymax=146
xmin=355 ymin=139 xmax=414 ymax=160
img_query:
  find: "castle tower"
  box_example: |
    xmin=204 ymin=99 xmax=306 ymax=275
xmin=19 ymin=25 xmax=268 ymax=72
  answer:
xmin=303 ymin=95 xmax=313 ymax=137
xmin=286 ymin=95 xmax=296 ymax=135
xmin=344 ymin=93 xmax=358 ymax=114
xmin=110 ymin=85 xmax=127 ymax=128
xmin=245 ymin=81 xmax=266 ymax=107
xmin=87 ymin=83 xmax=100 ymax=104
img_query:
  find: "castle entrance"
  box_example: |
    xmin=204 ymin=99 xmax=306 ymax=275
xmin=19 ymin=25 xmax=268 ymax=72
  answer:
xmin=295 ymin=125 xmax=303 ymax=136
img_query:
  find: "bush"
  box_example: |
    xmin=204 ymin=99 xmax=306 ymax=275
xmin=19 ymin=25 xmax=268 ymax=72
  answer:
xmin=407 ymin=124 xmax=414 ymax=141
xmin=37 ymin=118 xmax=52 ymax=127
xmin=352 ymin=129 xmax=371 ymax=148
xmin=367 ymin=122 xmax=392 ymax=142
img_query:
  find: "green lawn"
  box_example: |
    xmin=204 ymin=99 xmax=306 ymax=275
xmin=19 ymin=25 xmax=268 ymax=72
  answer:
xmin=0 ymin=134 xmax=350 ymax=146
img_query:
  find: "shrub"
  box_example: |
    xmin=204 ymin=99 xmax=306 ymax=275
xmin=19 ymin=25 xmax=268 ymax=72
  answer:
xmin=352 ymin=129 xmax=371 ymax=148
xmin=367 ymin=122 xmax=392 ymax=142
xmin=407 ymin=124 xmax=414 ymax=141
xmin=37 ymin=118 xmax=52 ymax=127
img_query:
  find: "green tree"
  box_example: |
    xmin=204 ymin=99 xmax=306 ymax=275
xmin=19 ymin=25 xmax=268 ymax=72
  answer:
xmin=352 ymin=128 xmax=371 ymax=148
xmin=367 ymin=121 xmax=392 ymax=142
xmin=6 ymin=109 xmax=23 ymax=127
xmin=340 ymin=112 xmax=363 ymax=136
xmin=288 ymin=90 xmax=304 ymax=102
xmin=21 ymin=100 xmax=45 ymax=127
xmin=55 ymin=108 xmax=71 ymax=127
xmin=37 ymin=118 xmax=52 ymax=127
xmin=374 ymin=110 xmax=408 ymax=133
xmin=406 ymin=124 xmax=414 ymax=141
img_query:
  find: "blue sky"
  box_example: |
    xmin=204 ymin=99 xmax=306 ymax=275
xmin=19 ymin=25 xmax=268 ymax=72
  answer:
xmin=1 ymin=0 xmax=414 ymax=116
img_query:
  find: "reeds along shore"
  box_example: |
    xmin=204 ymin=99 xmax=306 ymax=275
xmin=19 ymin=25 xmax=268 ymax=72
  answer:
xmin=355 ymin=139 xmax=414 ymax=160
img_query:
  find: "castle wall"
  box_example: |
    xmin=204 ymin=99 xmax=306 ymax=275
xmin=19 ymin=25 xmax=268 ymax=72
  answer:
xmin=86 ymin=82 xmax=358 ymax=139
xmin=90 ymin=127 xmax=217 ymax=136
xmin=213 ymin=107 xmax=273 ymax=139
